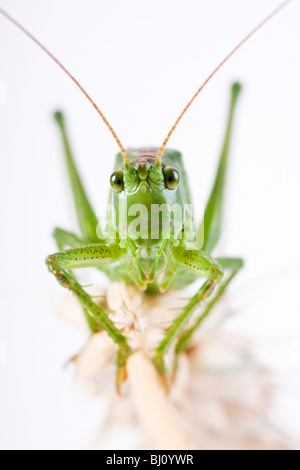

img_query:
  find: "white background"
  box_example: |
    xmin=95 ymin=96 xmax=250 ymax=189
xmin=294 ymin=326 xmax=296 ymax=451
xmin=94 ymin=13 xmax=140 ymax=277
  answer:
xmin=0 ymin=0 xmax=300 ymax=450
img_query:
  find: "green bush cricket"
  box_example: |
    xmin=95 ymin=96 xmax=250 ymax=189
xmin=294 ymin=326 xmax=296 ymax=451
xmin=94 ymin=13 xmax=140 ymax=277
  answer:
xmin=0 ymin=1 xmax=294 ymax=390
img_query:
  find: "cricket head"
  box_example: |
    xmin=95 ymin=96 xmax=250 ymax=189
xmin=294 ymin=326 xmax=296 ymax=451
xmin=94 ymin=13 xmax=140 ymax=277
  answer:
xmin=109 ymin=153 xmax=185 ymax=259
xmin=110 ymin=155 xmax=180 ymax=195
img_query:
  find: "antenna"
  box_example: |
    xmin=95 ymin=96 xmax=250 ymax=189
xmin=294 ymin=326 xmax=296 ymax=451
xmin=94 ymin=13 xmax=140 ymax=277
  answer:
xmin=0 ymin=7 xmax=129 ymax=165
xmin=156 ymin=0 xmax=293 ymax=163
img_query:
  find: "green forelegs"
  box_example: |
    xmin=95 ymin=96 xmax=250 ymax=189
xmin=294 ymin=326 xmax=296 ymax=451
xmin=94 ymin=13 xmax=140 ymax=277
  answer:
xmin=52 ymin=227 xmax=101 ymax=332
xmin=45 ymin=244 xmax=130 ymax=389
xmin=173 ymin=257 xmax=243 ymax=373
xmin=153 ymin=246 xmax=224 ymax=377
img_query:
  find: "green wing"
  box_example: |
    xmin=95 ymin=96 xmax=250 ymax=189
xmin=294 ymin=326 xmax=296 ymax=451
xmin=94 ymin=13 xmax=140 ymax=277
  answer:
xmin=196 ymin=83 xmax=242 ymax=253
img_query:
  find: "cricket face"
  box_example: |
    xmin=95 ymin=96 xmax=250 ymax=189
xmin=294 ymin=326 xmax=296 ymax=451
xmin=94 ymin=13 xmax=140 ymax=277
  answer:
xmin=109 ymin=155 xmax=183 ymax=254
xmin=110 ymin=156 xmax=180 ymax=194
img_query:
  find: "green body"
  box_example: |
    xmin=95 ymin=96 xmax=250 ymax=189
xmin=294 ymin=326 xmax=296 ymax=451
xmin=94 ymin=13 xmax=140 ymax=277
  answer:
xmin=47 ymin=83 xmax=244 ymax=386
xmin=102 ymin=148 xmax=196 ymax=292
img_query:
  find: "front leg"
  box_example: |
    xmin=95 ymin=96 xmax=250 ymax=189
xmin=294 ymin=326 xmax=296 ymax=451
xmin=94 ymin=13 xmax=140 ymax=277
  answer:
xmin=45 ymin=243 xmax=130 ymax=389
xmin=52 ymin=227 xmax=101 ymax=332
xmin=172 ymin=257 xmax=243 ymax=376
xmin=153 ymin=246 xmax=223 ymax=376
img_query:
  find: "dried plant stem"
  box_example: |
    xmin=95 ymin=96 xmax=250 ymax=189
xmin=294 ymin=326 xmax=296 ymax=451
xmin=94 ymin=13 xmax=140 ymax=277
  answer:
xmin=127 ymin=351 xmax=198 ymax=450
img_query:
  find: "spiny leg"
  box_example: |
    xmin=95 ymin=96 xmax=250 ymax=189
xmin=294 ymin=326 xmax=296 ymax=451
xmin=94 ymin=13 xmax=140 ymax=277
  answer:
xmin=153 ymin=246 xmax=223 ymax=376
xmin=173 ymin=257 xmax=243 ymax=375
xmin=46 ymin=243 xmax=130 ymax=388
xmin=52 ymin=227 xmax=101 ymax=332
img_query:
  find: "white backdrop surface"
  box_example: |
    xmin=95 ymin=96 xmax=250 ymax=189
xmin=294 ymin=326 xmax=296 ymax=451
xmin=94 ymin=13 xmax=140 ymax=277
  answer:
xmin=0 ymin=0 xmax=300 ymax=450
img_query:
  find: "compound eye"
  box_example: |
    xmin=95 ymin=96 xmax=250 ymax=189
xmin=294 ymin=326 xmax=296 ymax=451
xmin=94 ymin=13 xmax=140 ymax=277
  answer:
xmin=110 ymin=169 xmax=124 ymax=192
xmin=163 ymin=167 xmax=180 ymax=190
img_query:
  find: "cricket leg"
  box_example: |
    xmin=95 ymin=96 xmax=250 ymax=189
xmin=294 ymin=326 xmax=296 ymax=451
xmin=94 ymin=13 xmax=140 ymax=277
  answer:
xmin=153 ymin=246 xmax=223 ymax=377
xmin=126 ymin=236 xmax=172 ymax=284
xmin=54 ymin=112 xmax=102 ymax=242
xmin=172 ymin=257 xmax=244 ymax=374
xmin=159 ymin=260 xmax=177 ymax=293
xmin=46 ymin=244 xmax=130 ymax=389
xmin=124 ymin=237 xmax=147 ymax=283
xmin=149 ymin=237 xmax=170 ymax=282
xmin=196 ymin=83 xmax=242 ymax=252
xmin=52 ymin=227 xmax=101 ymax=332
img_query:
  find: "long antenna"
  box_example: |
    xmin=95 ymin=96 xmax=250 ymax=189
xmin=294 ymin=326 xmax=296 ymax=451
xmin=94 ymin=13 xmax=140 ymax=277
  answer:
xmin=156 ymin=0 xmax=293 ymax=163
xmin=0 ymin=7 xmax=129 ymax=165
